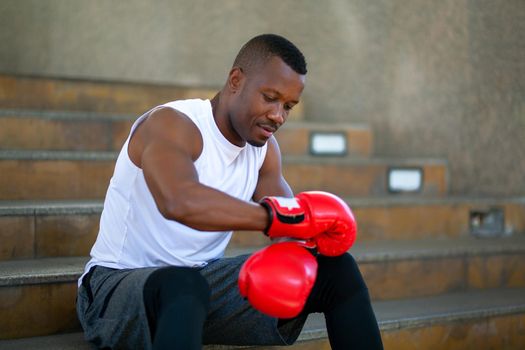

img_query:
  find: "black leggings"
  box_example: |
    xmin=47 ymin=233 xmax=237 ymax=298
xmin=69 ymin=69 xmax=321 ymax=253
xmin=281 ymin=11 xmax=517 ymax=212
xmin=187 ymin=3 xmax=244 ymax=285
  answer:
xmin=143 ymin=253 xmax=383 ymax=350
xmin=286 ymin=253 xmax=384 ymax=349
xmin=143 ymin=267 xmax=211 ymax=350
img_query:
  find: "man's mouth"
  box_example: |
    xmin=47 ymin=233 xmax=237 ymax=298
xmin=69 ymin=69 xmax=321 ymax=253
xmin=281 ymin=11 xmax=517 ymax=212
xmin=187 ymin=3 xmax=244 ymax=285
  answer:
xmin=258 ymin=124 xmax=278 ymax=138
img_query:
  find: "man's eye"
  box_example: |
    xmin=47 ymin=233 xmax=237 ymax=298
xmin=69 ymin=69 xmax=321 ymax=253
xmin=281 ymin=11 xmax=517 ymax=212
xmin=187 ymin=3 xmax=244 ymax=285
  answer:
xmin=263 ymin=94 xmax=276 ymax=102
xmin=284 ymin=104 xmax=294 ymax=111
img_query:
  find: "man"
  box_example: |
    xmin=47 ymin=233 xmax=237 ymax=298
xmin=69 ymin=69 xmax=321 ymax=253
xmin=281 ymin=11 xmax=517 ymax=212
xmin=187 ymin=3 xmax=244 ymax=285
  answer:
xmin=77 ymin=34 xmax=383 ymax=350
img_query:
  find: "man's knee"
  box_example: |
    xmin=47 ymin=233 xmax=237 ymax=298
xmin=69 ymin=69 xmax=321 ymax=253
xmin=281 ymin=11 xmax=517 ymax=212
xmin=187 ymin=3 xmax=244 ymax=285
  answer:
xmin=318 ymin=253 xmax=367 ymax=296
xmin=144 ymin=266 xmax=211 ymax=307
xmin=303 ymin=253 xmax=368 ymax=313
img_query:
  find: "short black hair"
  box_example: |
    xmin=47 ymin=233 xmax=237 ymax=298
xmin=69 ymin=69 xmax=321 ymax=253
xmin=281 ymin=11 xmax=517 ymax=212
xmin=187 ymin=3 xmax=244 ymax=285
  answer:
xmin=233 ymin=34 xmax=307 ymax=75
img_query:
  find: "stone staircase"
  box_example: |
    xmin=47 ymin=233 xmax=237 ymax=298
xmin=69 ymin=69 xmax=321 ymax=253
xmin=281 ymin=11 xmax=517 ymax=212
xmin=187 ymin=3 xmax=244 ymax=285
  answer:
xmin=0 ymin=74 xmax=524 ymax=349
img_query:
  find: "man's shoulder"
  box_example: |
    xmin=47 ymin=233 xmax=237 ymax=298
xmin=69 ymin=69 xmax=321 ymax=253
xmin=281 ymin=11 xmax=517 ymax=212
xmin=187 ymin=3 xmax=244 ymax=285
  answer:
xmin=162 ymin=98 xmax=211 ymax=118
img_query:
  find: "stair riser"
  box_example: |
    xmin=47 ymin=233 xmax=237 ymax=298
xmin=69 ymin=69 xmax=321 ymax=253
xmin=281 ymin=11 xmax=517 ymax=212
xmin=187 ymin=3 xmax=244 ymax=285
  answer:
xmin=1 ymin=254 xmax=523 ymax=339
xmin=0 ymin=75 xmax=214 ymax=115
xmin=236 ymin=202 xmax=525 ymax=243
xmin=353 ymin=202 xmax=525 ymax=240
xmin=249 ymin=313 xmax=525 ymax=349
xmin=0 ymin=283 xmax=79 ymax=339
xmin=0 ymin=159 xmax=448 ymax=200
xmin=284 ymin=162 xmax=447 ymax=197
xmin=0 ymin=117 xmax=370 ymax=157
xmin=3 ymin=200 xmax=525 ymax=261
xmin=361 ymin=254 xmax=525 ymax=300
xmin=0 ymin=160 xmax=113 ymax=200
xmin=0 ymin=216 xmax=34 ymax=260
xmin=0 ymin=214 xmax=99 ymax=261
xmin=275 ymin=126 xmax=372 ymax=157
xmin=0 ymin=311 xmax=523 ymax=348
xmin=381 ymin=313 xmax=525 ymax=350
xmin=0 ymin=74 xmax=303 ymax=119
xmin=0 ymin=117 xmax=133 ymax=151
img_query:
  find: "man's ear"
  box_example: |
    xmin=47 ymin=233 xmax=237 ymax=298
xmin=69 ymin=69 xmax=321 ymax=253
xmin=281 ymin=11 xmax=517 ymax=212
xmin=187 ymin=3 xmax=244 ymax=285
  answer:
xmin=228 ymin=67 xmax=245 ymax=93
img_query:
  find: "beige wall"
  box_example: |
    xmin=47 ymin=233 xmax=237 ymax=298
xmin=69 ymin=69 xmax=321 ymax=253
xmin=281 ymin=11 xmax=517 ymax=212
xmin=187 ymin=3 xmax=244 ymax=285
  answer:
xmin=0 ymin=0 xmax=523 ymax=196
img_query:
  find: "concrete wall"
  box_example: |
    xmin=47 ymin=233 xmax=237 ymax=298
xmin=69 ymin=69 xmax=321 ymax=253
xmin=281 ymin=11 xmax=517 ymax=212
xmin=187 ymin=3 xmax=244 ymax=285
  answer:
xmin=0 ymin=0 xmax=523 ymax=196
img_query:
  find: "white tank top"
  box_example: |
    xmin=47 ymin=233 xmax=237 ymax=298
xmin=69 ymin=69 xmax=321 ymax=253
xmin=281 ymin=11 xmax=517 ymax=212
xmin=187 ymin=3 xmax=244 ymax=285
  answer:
xmin=80 ymin=99 xmax=267 ymax=284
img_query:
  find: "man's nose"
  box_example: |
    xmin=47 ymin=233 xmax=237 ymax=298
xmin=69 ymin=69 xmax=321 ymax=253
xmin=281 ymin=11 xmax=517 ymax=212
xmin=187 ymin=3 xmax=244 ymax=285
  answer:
xmin=268 ymin=104 xmax=285 ymax=125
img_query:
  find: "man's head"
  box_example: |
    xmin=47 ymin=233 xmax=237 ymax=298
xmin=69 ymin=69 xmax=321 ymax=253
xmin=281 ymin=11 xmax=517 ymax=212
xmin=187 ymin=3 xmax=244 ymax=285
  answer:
xmin=223 ymin=34 xmax=307 ymax=147
xmin=233 ymin=34 xmax=307 ymax=76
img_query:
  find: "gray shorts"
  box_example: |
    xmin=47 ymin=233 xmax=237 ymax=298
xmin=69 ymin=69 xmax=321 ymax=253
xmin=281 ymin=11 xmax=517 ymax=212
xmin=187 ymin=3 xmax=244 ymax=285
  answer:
xmin=77 ymin=254 xmax=307 ymax=349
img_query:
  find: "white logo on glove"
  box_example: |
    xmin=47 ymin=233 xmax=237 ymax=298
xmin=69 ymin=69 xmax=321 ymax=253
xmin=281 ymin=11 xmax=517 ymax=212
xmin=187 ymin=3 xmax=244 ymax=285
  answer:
xmin=274 ymin=197 xmax=301 ymax=211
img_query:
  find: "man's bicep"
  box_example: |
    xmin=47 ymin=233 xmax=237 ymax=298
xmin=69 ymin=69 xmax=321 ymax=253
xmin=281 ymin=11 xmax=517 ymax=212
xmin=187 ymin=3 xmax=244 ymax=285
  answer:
xmin=253 ymin=137 xmax=293 ymax=201
xmin=142 ymin=139 xmax=198 ymax=192
xmin=138 ymin=109 xmax=203 ymax=216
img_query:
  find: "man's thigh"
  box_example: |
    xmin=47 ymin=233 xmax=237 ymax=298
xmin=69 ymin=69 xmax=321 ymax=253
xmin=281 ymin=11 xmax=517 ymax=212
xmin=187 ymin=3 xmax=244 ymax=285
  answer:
xmin=77 ymin=256 xmax=307 ymax=348
xmin=201 ymin=254 xmax=306 ymax=346
xmin=77 ymin=266 xmax=157 ymax=350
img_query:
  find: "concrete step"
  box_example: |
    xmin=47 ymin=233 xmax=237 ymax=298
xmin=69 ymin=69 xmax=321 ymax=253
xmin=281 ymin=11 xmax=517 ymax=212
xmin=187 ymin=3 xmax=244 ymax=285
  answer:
xmin=0 ymin=151 xmax=115 ymax=200
xmin=0 ymin=74 xmax=216 ymax=114
xmin=0 ymin=257 xmax=84 ymax=340
xmin=0 ymin=74 xmax=304 ymax=119
xmin=275 ymin=121 xmax=373 ymax=157
xmin=0 ymin=287 xmax=524 ymax=349
xmin=2 ymin=198 xmax=524 ymax=261
xmin=283 ymin=155 xmax=448 ymax=197
xmin=0 ymin=150 xmax=448 ymax=200
xmin=0 ymin=109 xmax=134 ymax=151
xmin=379 ymin=287 xmax=525 ymax=350
xmin=0 ymin=109 xmax=371 ymax=157
xmin=231 ymin=236 xmax=525 ymax=300
xmin=234 ymin=196 xmax=525 ymax=246
xmin=0 ymin=201 xmax=101 ymax=261
xmin=1 ymin=237 xmax=524 ymax=339
xmin=349 ymin=196 xmax=525 ymax=240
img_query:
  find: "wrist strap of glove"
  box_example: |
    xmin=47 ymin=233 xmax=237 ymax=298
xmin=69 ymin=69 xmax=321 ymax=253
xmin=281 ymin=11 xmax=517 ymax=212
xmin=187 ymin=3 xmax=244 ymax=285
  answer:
xmin=260 ymin=200 xmax=273 ymax=236
xmin=260 ymin=196 xmax=306 ymax=236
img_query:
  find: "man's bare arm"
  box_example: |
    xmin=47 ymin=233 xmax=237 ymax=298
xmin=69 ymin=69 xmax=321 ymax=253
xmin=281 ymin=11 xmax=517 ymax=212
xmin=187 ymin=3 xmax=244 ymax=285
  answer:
xmin=129 ymin=107 xmax=268 ymax=231
xmin=252 ymin=136 xmax=293 ymax=201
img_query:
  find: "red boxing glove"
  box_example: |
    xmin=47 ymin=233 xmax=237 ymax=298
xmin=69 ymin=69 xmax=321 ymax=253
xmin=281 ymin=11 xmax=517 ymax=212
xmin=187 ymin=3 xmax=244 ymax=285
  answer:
xmin=238 ymin=241 xmax=318 ymax=318
xmin=260 ymin=191 xmax=357 ymax=256
xmin=312 ymin=204 xmax=357 ymax=256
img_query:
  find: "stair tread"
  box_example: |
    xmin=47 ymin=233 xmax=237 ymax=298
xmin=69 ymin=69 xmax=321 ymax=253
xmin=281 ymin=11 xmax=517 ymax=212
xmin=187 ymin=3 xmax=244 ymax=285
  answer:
xmin=0 ymin=150 xmax=117 ymax=161
xmin=0 ymin=152 xmax=448 ymax=200
xmin=0 ymin=149 xmax=446 ymax=164
xmin=228 ymin=236 xmax=525 ymax=262
xmin=375 ymin=287 xmax=525 ymax=331
xmin=281 ymin=120 xmax=370 ymax=130
xmin=352 ymin=235 xmax=525 ymax=261
xmin=2 ymin=236 xmax=524 ymax=287
xmin=2 ymin=196 xmax=524 ymax=216
xmin=0 ymin=256 xmax=88 ymax=286
xmin=283 ymin=155 xmax=446 ymax=165
xmin=0 ymin=74 xmax=221 ymax=116
xmin=0 ymin=108 xmax=134 ymax=121
xmin=0 ymin=109 xmax=370 ymax=129
xmin=0 ymin=200 xmax=102 ymax=215
xmin=1 ymin=287 xmax=524 ymax=349
xmin=347 ymin=195 xmax=525 ymax=206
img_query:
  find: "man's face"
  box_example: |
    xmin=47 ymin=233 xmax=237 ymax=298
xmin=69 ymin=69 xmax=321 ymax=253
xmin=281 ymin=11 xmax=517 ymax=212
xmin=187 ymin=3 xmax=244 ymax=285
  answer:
xmin=228 ymin=56 xmax=305 ymax=147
